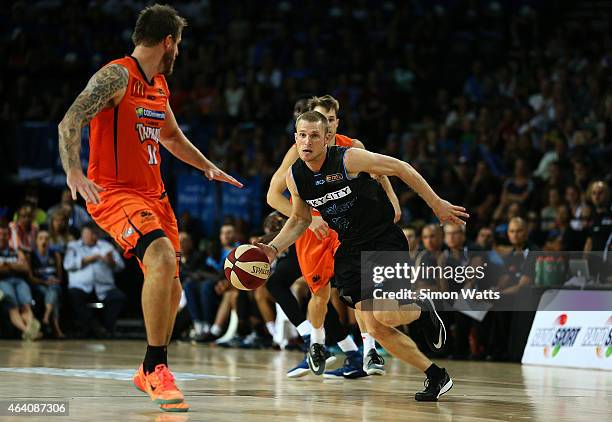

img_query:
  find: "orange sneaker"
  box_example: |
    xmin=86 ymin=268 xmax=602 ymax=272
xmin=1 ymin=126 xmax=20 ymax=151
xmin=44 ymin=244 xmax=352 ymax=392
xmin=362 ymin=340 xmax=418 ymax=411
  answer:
xmin=159 ymin=402 xmax=190 ymax=412
xmin=133 ymin=364 xmax=184 ymax=405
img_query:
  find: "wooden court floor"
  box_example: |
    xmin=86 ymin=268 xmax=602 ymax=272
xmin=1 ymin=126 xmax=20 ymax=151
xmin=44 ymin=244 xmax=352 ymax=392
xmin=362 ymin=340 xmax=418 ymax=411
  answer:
xmin=0 ymin=340 xmax=610 ymax=422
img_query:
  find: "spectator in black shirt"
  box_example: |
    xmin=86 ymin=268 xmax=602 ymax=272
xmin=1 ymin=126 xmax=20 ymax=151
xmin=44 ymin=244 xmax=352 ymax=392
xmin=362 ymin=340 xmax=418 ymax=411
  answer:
xmin=546 ymin=205 xmax=586 ymax=253
xmin=584 ymin=181 xmax=612 ymax=281
xmin=181 ymin=231 xmax=219 ymax=340
xmin=465 ymin=161 xmax=500 ymax=225
xmin=484 ymin=217 xmax=535 ymax=360
xmin=414 ymin=224 xmax=444 ymax=291
xmin=498 ymin=217 xmax=536 ymax=295
xmin=402 ymin=226 xmax=420 ymax=263
xmin=584 ymin=181 xmax=612 ymax=252
xmin=499 ymin=159 xmax=534 ymax=209
xmin=438 ymin=223 xmax=473 ymax=359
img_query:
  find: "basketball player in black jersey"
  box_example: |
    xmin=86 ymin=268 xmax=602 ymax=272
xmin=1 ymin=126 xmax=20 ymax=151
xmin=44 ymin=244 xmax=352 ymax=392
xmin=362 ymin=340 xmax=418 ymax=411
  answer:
xmin=256 ymin=111 xmax=469 ymax=401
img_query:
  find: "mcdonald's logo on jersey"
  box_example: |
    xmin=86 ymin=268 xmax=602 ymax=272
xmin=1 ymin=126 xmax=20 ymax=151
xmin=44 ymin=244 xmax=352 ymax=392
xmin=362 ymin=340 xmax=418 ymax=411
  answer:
xmin=131 ymin=79 xmax=145 ymax=98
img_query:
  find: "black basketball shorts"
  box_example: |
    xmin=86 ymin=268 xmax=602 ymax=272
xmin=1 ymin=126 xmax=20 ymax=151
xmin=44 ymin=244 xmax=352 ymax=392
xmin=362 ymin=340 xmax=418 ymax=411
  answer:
xmin=334 ymin=224 xmax=409 ymax=309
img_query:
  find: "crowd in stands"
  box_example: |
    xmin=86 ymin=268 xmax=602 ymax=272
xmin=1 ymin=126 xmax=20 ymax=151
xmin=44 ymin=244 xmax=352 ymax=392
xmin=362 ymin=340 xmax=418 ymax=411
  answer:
xmin=1 ymin=1 xmax=611 ymax=361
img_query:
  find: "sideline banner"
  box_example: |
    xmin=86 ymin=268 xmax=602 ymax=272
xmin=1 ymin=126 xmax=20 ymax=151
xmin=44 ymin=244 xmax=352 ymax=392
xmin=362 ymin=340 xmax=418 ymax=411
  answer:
xmin=175 ymin=174 xmax=218 ymax=236
xmin=522 ymin=290 xmax=612 ymax=370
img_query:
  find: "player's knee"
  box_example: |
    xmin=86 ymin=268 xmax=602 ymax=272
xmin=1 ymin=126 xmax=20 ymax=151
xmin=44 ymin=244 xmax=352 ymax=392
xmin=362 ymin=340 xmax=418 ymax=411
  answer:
xmin=365 ymin=316 xmax=392 ymax=341
xmin=143 ymin=237 xmax=176 ymax=276
xmin=401 ymin=309 xmax=420 ymax=324
xmin=310 ymin=292 xmax=327 ymax=308
xmin=373 ymin=310 xmax=397 ymax=328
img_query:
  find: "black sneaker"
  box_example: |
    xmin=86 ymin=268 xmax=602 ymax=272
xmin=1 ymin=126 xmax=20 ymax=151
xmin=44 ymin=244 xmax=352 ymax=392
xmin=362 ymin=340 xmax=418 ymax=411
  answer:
xmin=364 ymin=349 xmax=386 ymax=375
xmin=418 ymin=297 xmax=447 ymax=352
xmin=307 ymin=342 xmax=326 ymax=375
xmin=195 ymin=332 xmax=220 ymax=343
xmin=415 ymin=369 xmax=453 ymax=401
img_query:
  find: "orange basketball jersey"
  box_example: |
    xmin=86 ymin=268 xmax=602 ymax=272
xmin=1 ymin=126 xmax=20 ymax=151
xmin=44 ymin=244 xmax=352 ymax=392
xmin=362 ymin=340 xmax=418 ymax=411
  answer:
xmin=88 ymin=56 xmax=170 ymax=198
xmin=334 ymin=133 xmax=353 ymax=147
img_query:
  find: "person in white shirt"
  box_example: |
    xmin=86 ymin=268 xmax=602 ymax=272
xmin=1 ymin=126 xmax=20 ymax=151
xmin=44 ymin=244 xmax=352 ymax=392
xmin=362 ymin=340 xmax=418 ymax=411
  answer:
xmin=64 ymin=223 xmax=125 ymax=337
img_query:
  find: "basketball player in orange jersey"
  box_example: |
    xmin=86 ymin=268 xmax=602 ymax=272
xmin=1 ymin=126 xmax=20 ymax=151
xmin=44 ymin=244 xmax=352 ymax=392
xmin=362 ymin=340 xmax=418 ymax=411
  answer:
xmin=267 ymin=95 xmax=399 ymax=377
xmin=58 ymin=5 xmax=241 ymax=413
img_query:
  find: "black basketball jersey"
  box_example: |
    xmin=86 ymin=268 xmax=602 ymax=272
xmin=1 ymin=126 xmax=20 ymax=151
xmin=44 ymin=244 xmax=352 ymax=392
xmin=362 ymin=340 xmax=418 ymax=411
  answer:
xmin=291 ymin=146 xmax=394 ymax=245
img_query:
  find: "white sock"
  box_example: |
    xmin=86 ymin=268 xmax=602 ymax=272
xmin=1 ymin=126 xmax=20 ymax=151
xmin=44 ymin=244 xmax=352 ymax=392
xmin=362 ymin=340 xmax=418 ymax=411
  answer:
xmin=194 ymin=321 xmax=204 ymax=335
xmin=211 ymin=324 xmax=222 ymax=337
xmin=362 ymin=333 xmax=376 ymax=354
xmin=337 ymin=335 xmax=358 ymax=353
xmin=266 ymin=321 xmax=276 ymax=337
xmin=311 ymin=326 xmax=325 ymax=345
xmin=296 ymin=320 xmax=312 ymax=337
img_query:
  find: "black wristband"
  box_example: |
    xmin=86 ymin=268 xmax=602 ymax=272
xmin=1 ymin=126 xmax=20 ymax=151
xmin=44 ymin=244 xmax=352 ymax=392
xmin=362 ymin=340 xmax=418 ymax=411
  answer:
xmin=270 ymin=244 xmax=279 ymax=255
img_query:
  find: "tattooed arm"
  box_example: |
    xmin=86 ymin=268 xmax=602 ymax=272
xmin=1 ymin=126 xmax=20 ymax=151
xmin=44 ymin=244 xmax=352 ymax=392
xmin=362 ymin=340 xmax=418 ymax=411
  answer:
xmin=58 ymin=64 xmax=129 ymax=204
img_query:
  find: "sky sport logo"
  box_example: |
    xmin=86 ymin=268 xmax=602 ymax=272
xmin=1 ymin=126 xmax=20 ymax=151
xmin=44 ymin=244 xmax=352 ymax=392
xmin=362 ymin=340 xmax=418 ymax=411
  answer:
xmin=581 ymin=315 xmax=612 ymax=359
xmin=530 ymin=314 xmax=581 ymax=358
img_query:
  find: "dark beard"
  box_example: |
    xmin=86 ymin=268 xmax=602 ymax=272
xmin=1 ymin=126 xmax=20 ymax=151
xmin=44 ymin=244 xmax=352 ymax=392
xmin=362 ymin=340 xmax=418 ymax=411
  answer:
xmin=161 ymin=51 xmax=175 ymax=75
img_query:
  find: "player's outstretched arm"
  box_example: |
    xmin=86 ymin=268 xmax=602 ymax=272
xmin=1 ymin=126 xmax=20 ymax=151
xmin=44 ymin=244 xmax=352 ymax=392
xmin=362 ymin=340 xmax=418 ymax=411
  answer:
xmin=344 ymin=148 xmax=469 ymax=225
xmin=58 ymin=64 xmax=129 ymax=204
xmin=255 ymin=169 xmax=312 ymax=263
xmin=160 ymin=104 xmax=243 ymax=188
xmin=266 ymin=145 xmax=299 ymax=217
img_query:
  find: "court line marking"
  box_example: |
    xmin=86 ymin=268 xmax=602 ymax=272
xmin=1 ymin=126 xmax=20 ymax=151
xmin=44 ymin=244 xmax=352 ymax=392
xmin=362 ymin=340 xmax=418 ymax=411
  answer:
xmin=0 ymin=367 xmax=239 ymax=381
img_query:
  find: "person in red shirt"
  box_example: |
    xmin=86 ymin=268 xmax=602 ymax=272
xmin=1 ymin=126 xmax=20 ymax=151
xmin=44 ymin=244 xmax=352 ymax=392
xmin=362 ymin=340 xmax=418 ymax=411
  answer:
xmin=58 ymin=4 xmax=241 ymax=413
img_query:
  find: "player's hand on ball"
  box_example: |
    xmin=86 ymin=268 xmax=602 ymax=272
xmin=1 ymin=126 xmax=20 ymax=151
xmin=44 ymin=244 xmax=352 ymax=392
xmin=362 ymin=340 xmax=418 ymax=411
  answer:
xmin=308 ymin=216 xmax=329 ymax=240
xmin=252 ymin=242 xmax=277 ymax=264
xmin=203 ymin=163 xmax=243 ymax=188
xmin=67 ymin=168 xmax=104 ymax=204
xmin=433 ymin=199 xmax=469 ymax=225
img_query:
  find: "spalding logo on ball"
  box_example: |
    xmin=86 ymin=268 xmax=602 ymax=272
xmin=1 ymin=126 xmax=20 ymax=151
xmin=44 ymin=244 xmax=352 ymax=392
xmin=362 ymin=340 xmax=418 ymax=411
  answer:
xmin=224 ymin=244 xmax=271 ymax=290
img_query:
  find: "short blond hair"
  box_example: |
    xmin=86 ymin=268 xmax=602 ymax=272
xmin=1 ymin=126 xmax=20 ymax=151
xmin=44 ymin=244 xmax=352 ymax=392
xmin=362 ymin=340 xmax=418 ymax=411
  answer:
xmin=295 ymin=111 xmax=329 ymax=132
xmin=307 ymin=95 xmax=340 ymax=114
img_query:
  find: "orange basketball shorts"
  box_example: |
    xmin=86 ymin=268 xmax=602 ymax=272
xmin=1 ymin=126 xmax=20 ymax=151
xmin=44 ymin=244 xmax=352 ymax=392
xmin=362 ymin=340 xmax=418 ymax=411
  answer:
xmin=295 ymin=228 xmax=341 ymax=294
xmin=86 ymin=189 xmax=180 ymax=277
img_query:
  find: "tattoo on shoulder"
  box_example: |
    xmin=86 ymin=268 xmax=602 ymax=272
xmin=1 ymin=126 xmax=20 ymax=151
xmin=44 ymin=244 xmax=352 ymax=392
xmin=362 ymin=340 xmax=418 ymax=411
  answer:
xmin=58 ymin=64 xmax=128 ymax=172
xmin=72 ymin=64 xmax=129 ymax=123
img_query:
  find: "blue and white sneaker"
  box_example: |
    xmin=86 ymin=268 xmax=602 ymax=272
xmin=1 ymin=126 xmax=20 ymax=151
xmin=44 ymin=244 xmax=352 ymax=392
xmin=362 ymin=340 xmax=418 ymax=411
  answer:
xmin=287 ymin=351 xmax=337 ymax=378
xmin=287 ymin=355 xmax=310 ymax=378
xmin=324 ymin=351 xmax=368 ymax=379
xmin=364 ymin=348 xmax=385 ymax=375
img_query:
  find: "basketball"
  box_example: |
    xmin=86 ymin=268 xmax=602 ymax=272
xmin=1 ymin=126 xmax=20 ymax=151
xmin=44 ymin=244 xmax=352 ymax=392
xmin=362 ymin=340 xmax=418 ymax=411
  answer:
xmin=224 ymin=244 xmax=271 ymax=290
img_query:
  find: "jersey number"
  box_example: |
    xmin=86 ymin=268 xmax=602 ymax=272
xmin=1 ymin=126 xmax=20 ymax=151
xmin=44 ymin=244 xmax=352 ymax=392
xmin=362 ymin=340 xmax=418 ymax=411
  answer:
xmin=147 ymin=144 xmax=158 ymax=165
